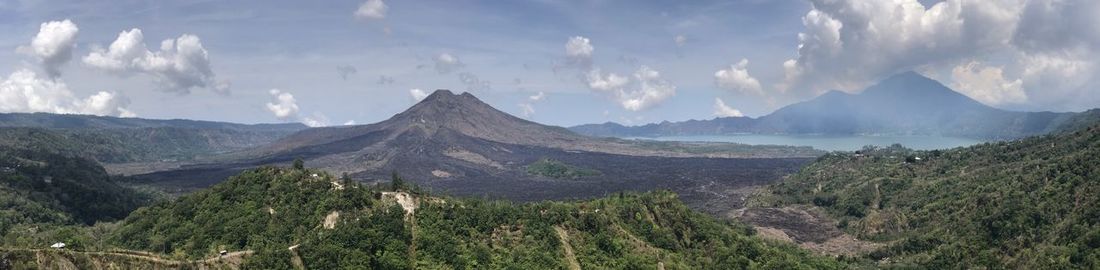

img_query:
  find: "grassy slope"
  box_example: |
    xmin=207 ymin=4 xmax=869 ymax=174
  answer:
xmin=750 ymin=125 xmax=1100 ymax=268
xmin=111 ymin=166 xmax=848 ymax=269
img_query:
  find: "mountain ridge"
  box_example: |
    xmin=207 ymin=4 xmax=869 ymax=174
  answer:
xmin=571 ymin=72 xmax=1087 ymax=140
xmin=130 ymin=89 xmax=819 ymax=214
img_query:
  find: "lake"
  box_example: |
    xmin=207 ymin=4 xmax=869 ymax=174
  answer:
xmin=629 ymin=134 xmax=986 ymax=152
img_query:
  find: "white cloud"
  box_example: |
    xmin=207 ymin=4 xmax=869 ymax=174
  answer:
xmin=265 ymin=89 xmax=299 ymax=120
xmin=518 ymin=103 xmax=535 ymax=118
xmin=409 ymin=88 xmax=429 ymax=102
xmin=343 ymin=120 xmax=357 ymax=126
xmin=775 ymin=0 xmax=1100 ymax=110
xmin=622 ymin=66 xmax=676 ymax=111
xmin=781 ymin=0 xmax=1021 ymax=93
xmin=83 ymin=29 xmax=226 ymax=94
xmin=301 ymin=113 xmax=330 ymax=127
xmin=355 ymin=0 xmax=388 ymax=20
xmin=266 ymin=89 xmax=329 ymax=126
xmin=528 ymin=91 xmax=545 ymax=102
xmin=18 ymin=20 xmax=79 ymax=79
xmin=517 ymin=91 xmax=546 ymax=118
xmin=565 ymin=36 xmax=594 ymax=67
xmin=713 ymin=98 xmax=744 ymax=117
xmin=950 ymin=61 xmax=1027 ymax=105
xmin=585 ymin=68 xmax=630 ymax=92
xmin=585 ymin=66 xmax=675 ymax=111
xmin=0 ymin=69 xmax=133 ymax=117
xmin=714 ymin=59 xmax=763 ymax=95
xmin=433 ymin=53 xmax=464 ymax=74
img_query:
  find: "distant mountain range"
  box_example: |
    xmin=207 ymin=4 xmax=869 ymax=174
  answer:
xmin=571 ymin=72 xmax=1095 ymax=140
xmin=132 ymin=90 xmax=818 ymax=212
xmin=0 ymin=113 xmax=307 ymax=163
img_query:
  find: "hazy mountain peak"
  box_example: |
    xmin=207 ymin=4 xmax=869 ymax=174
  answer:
xmin=861 ymin=71 xmax=959 ymax=99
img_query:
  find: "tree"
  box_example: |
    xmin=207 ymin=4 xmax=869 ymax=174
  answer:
xmin=390 ymin=172 xmax=406 ymax=191
xmin=292 ymin=158 xmax=305 ymax=170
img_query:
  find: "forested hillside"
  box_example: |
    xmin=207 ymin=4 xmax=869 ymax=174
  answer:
xmin=0 ymin=148 xmax=151 ymax=248
xmin=112 ymin=165 xmax=848 ymax=269
xmin=750 ymin=125 xmax=1100 ymax=268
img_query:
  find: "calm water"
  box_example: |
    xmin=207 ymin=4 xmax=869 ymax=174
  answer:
xmin=630 ymin=134 xmax=986 ymax=151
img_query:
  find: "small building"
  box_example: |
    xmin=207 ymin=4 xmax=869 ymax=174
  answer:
xmin=220 ymin=250 xmax=228 ymax=256
xmin=50 ymin=242 xmax=66 ymax=249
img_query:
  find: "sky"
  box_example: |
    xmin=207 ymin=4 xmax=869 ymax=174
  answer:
xmin=0 ymin=0 xmax=1098 ymax=127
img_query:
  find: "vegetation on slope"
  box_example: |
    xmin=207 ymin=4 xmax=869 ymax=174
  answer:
xmin=113 ymin=165 xmax=848 ymax=269
xmin=0 ymin=148 xmax=151 ymax=249
xmin=525 ymin=158 xmax=601 ymax=179
xmin=750 ymin=125 xmax=1100 ymax=268
xmin=0 ymin=127 xmax=295 ymax=163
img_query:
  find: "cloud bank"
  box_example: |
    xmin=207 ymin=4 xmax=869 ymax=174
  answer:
xmin=0 ymin=69 xmax=133 ymax=117
xmin=779 ymin=0 xmax=1100 ymax=110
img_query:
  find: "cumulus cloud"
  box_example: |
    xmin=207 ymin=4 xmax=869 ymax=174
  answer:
xmin=266 ymin=89 xmax=329 ymax=127
xmin=518 ymin=91 xmax=546 ymax=118
xmin=355 ymin=0 xmax=388 ymax=20
xmin=774 ymin=0 xmax=1100 ymax=110
xmin=409 ymin=88 xmax=429 ymax=102
xmin=433 ymin=53 xmax=464 ymax=74
xmin=585 ymin=68 xmax=630 ymax=91
xmin=83 ymin=29 xmax=226 ymax=94
xmin=301 ymin=113 xmax=330 ymax=127
xmin=714 ymin=59 xmax=763 ymax=95
xmin=950 ymin=61 xmax=1027 ymax=106
xmin=0 ymin=69 xmax=133 ymax=117
xmin=337 ymin=65 xmax=357 ymax=80
xmin=586 ymin=66 xmax=676 ymax=111
xmin=565 ymin=36 xmax=594 ymax=67
xmin=713 ymin=98 xmax=744 ymax=117
xmin=343 ymin=120 xmax=357 ymax=126
xmin=780 ymin=0 xmax=1020 ymax=93
xmin=18 ymin=20 xmax=79 ymax=79
xmin=265 ymin=89 xmax=299 ymax=120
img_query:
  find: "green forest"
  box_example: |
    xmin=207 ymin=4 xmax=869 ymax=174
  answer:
xmin=750 ymin=125 xmax=1100 ymax=268
xmin=109 ymin=165 xmax=848 ymax=269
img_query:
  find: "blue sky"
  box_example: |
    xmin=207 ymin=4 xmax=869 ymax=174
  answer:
xmin=1 ymin=0 xmax=1097 ymax=127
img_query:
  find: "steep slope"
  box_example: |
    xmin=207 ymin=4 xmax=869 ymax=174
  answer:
xmin=571 ymin=72 xmax=1082 ymax=140
xmin=748 ymin=124 xmax=1100 ymax=268
xmin=132 ymin=90 xmax=818 ymax=214
xmin=112 ymin=166 xmax=848 ymax=269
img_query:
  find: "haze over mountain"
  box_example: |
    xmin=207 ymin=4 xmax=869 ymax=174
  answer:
xmin=131 ymin=90 xmax=818 ymax=212
xmin=572 ymin=72 xmax=1087 ymax=140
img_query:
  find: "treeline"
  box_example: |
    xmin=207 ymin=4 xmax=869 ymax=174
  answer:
xmin=113 ymin=165 xmax=849 ymax=269
xmin=751 ymin=125 xmax=1100 ymax=268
